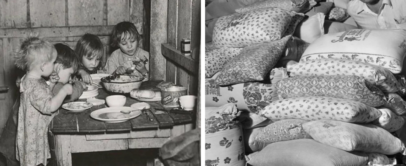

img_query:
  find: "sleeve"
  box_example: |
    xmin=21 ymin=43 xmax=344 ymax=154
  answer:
xmin=29 ymin=83 xmax=53 ymax=115
xmin=104 ymin=51 xmax=121 ymax=74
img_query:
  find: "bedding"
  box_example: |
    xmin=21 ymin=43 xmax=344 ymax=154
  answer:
xmin=301 ymin=29 xmax=406 ymax=74
xmin=246 ymin=139 xmax=395 ymax=166
xmin=303 ymin=120 xmax=405 ymax=155
xmin=215 ymin=36 xmax=291 ymax=85
xmin=205 ymin=47 xmax=243 ymax=78
xmin=324 ymin=20 xmax=357 ymax=34
xmin=328 ymin=7 xmax=349 ymax=22
xmin=206 ymin=104 xmax=246 ymax=166
xmin=260 ymin=96 xmax=382 ymax=123
xmin=274 ymin=75 xmax=386 ymax=107
xmin=384 ymin=93 xmax=406 ymax=115
xmin=212 ymin=7 xmax=295 ymax=48
xmin=247 ymin=119 xmax=311 ymax=152
xmin=276 ymin=37 xmax=310 ymax=68
xmin=288 ymin=59 xmax=402 ymax=93
xmin=236 ymin=0 xmax=317 ymax=13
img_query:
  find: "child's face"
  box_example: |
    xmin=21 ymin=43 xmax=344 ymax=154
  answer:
xmin=82 ymin=56 xmax=100 ymax=71
xmin=57 ymin=67 xmax=74 ymax=84
xmin=42 ymin=49 xmax=57 ymax=77
xmin=118 ymin=34 xmax=138 ymax=56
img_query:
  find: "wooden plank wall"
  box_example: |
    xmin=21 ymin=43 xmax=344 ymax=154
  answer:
xmin=162 ymin=0 xmax=201 ymax=128
xmin=0 ymin=0 xmax=146 ymax=135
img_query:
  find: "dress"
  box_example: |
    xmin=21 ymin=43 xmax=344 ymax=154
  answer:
xmin=16 ymin=77 xmax=55 ymax=166
xmin=104 ymin=48 xmax=150 ymax=78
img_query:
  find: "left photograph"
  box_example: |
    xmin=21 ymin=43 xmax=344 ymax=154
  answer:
xmin=0 ymin=1 xmax=201 ymax=166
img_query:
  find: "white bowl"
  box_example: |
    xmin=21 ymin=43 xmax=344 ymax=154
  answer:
xmin=106 ymin=95 xmax=127 ymax=107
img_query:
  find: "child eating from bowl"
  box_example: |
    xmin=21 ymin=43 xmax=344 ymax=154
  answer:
xmin=105 ymin=21 xmax=149 ymax=81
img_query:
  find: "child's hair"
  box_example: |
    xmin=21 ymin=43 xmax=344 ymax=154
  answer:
xmin=14 ymin=37 xmax=55 ymax=71
xmin=110 ymin=21 xmax=141 ymax=48
xmin=75 ymin=33 xmax=104 ymax=64
xmin=54 ymin=43 xmax=79 ymax=73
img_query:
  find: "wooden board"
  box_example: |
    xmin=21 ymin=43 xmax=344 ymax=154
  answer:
xmin=166 ymin=0 xmax=179 ymax=84
xmin=107 ymin=0 xmax=130 ymax=25
xmin=0 ymin=26 xmax=114 ymax=38
xmin=191 ymin=0 xmax=201 ymax=60
xmin=161 ymin=44 xmax=198 ymax=75
xmin=76 ymin=106 xmax=106 ymax=133
xmin=67 ymin=0 xmax=104 ymax=26
xmin=149 ymin=1 xmax=168 ymax=81
xmin=30 ymin=0 xmax=66 ymax=27
xmin=0 ymin=0 xmax=27 ymax=28
xmin=130 ymin=0 xmax=145 ymax=35
xmin=51 ymin=110 xmax=79 ymax=133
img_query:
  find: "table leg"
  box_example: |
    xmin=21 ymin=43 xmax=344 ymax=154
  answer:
xmin=54 ymin=135 xmax=72 ymax=166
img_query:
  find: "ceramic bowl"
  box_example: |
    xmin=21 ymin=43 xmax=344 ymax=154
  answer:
xmin=106 ymin=95 xmax=127 ymax=107
xmin=102 ymin=75 xmax=143 ymax=93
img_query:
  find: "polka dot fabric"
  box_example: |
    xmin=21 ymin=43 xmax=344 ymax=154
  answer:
xmin=215 ymin=36 xmax=291 ymax=86
xmin=205 ymin=47 xmax=243 ymax=78
xmin=212 ymin=8 xmax=293 ymax=48
xmin=248 ymin=119 xmax=311 ymax=152
xmin=274 ymin=75 xmax=386 ymax=107
xmin=302 ymin=120 xmax=405 ymax=155
xmin=260 ymin=96 xmax=382 ymax=123
xmin=287 ymin=59 xmax=401 ymax=93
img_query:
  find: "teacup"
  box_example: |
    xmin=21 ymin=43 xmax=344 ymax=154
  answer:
xmin=179 ymin=95 xmax=197 ymax=111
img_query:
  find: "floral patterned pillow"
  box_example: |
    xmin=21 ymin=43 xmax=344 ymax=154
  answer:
xmin=303 ymin=120 xmax=405 ymax=155
xmin=205 ymin=47 xmax=243 ymax=78
xmin=248 ymin=119 xmax=311 ymax=152
xmin=288 ymin=59 xmax=402 ymax=93
xmin=260 ymin=96 xmax=382 ymax=123
xmin=301 ymin=29 xmax=406 ymax=74
xmin=372 ymin=108 xmax=404 ymax=132
xmin=243 ymin=82 xmax=274 ymax=114
xmin=274 ymin=75 xmax=386 ymax=107
xmin=212 ymin=8 xmax=293 ymax=48
xmin=215 ymin=35 xmax=291 ymax=85
xmin=236 ymin=0 xmax=317 ymax=13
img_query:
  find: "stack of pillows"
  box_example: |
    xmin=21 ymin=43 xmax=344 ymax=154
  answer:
xmin=245 ymin=29 xmax=406 ymax=166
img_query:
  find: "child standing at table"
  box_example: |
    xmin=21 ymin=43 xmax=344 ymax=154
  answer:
xmin=105 ymin=21 xmax=149 ymax=80
xmin=14 ymin=37 xmax=73 ymax=166
xmin=75 ymin=33 xmax=105 ymax=84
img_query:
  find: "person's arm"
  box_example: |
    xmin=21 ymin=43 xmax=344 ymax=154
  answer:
xmin=31 ymin=84 xmax=72 ymax=114
xmin=77 ymin=68 xmax=92 ymax=84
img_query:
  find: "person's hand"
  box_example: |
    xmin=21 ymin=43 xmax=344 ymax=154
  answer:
xmin=49 ymin=72 xmax=60 ymax=84
xmin=134 ymin=62 xmax=148 ymax=75
xmin=62 ymin=84 xmax=73 ymax=95
xmin=79 ymin=70 xmax=92 ymax=84
xmin=115 ymin=66 xmax=127 ymax=75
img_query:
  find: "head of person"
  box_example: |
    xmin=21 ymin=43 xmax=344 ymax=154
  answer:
xmin=75 ymin=33 xmax=104 ymax=72
xmin=15 ymin=37 xmax=57 ymax=77
xmin=110 ymin=21 xmax=141 ymax=56
xmin=54 ymin=43 xmax=79 ymax=84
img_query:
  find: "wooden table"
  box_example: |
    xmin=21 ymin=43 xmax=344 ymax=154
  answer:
xmin=49 ymin=81 xmax=194 ymax=166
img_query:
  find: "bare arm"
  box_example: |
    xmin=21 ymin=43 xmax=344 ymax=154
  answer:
xmin=50 ymin=84 xmax=72 ymax=112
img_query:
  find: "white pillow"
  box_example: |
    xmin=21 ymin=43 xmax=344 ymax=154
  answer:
xmin=294 ymin=13 xmax=325 ymax=43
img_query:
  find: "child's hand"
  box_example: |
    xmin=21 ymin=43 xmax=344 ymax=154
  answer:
xmin=115 ymin=66 xmax=127 ymax=75
xmin=134 ymin=62 xmax=148 ymax=75
xmin=62 ymin=84 xmax=73 ymax=95
xmin=79 ymin=70 xmax=92 ymax=84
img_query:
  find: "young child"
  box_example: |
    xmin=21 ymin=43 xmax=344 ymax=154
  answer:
xmin=51 ymin=43 xmax=84 ymax=101
xmin=105 ymin=21 xmax=149 ymax=80
xmin=14 ymin=37 xmax=73 ymax=166
xmin=75 ymin=33 xmax=105 ymax=84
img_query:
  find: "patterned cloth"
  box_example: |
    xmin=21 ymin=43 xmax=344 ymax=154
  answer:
xmin=16 ymin=77 xmax=56 ymax=166
xmin=205 ymin=47 xmax=243 ymax=78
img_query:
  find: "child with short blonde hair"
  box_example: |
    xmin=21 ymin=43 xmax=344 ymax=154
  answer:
xmin=105 ymin=21 xmax=149 ymax=80
xmin=14 ymin=37 xmax=72 ymax=166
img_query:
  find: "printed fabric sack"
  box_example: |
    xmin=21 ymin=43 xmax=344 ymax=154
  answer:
xmin=206 ymin=104 xmax=246 ymax=166
xmin=236 ymin=0 xmax=317 ymax=13
xmin=205 ymin=47 xmax=243 ymax=78
xmin=300 ymin=29 xmax=406 ymax=74
xmin=384 ymin=93 xmax=406 ymax=115
xmin=274 ymin=75 xmax=386 ymax=107
xmin=246 ymin=139 xmax=396 ymax=166
xmin=247 ymin=119 xmax=311 ymax=152
xmin=303 ymin=120 xmax=405 ymax=155
xmin=260 ymin=96 xmax=382 ymax=123
xmin=287 ymin=59 xmax=402 ymax=93
xmin=212 ymin=7 xmax=295 ymax=48
xmin=372 ymin=108 xmax=404 ymax=132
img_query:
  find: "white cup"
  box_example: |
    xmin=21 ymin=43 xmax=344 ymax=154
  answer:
xmin=179 ymin=95 xmax=197 ymax=111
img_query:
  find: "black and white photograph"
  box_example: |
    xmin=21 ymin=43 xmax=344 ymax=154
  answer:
xmin=0 ymin=0 xmax=201 ymax=166
xmin=205 ymin=0 xmax=406 ymax=166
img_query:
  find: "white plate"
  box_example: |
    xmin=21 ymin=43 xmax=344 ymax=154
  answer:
xmin=79 ymin=84 xmax=99 ymax=99
xmin=131 ymin=91 xmax=162 ymax=102
xmin=62 ymin=101 xmax=93 ymax=113
xmin=90 ymin=107 xmax=142 ymax=123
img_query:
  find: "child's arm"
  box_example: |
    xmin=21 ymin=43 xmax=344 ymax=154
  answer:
xmin=50 ymin=84 xmax=72 ymax=111
xmin=78 ymin=69 xmax=92 ymax=84
xmin=31 ymin=84 xmax=72 ymax=115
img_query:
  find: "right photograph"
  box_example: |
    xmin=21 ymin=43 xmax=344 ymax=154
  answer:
xmin=205 ymin=0 xmax=406 ymax=165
